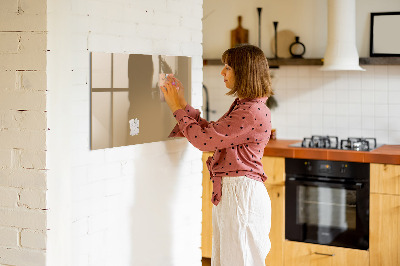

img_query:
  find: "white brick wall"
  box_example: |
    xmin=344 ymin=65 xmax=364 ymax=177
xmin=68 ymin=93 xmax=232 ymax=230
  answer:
xmin=0 ymin=0 xmax=48 ymax=265
xmin=47 ymin=1 xmax=203 ymax=266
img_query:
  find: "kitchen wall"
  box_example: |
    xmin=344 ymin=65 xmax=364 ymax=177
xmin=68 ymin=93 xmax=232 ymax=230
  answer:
xmin=1 ymin=0 xmax=203 ymax=265
xmin=203 ymin=0 xmax=400 ymax=144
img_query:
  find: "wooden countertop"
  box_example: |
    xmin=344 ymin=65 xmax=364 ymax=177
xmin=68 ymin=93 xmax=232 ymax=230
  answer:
xmin=263 ymin=139 xmax=400 ymax=165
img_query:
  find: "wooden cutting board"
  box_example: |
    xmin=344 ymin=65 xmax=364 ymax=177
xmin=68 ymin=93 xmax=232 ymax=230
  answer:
xmin=231 ymin=16 xmax=249 ymax=48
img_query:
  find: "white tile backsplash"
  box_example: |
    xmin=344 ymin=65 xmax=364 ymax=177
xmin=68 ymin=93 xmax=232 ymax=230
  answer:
xmin=203 ymin=64 xmax=400 ymax=144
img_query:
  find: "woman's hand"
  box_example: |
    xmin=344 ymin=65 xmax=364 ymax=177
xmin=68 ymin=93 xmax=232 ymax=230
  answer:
xmin=174 ymin=77 xmax=187 ymax=108
xmin=160 ymin=76 xmax=184 ymax=113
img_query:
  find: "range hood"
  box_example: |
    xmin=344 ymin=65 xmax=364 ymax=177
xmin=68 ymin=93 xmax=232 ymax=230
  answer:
xmin=320 ymin=0 xmax=365 ymax=71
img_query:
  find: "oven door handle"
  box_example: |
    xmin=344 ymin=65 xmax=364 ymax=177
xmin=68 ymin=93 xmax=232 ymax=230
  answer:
xmin=287 ymin=177 xmax=364 ymax=189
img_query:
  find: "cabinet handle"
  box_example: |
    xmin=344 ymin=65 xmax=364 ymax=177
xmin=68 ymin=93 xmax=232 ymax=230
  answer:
xmin=314 ymin=252 xmax=335 ymax=257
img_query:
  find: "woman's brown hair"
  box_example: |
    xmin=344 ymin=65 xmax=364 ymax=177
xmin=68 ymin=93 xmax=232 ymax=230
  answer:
xmin=221 ymin=44 xmax=273 ymax=99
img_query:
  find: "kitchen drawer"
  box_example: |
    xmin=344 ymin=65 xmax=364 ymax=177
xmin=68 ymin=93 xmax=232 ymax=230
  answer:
xmin=284 ymin=241 xmax=369 ymax=266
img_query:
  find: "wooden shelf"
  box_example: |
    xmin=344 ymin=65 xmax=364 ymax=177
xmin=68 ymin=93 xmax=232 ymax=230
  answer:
xmin=203 ymin=58 xmax=323 ymax=67
xmin=359 ymin=57 xmax=400 ymax=65
xmin=203 ymin=57 xmax=400 ymax=67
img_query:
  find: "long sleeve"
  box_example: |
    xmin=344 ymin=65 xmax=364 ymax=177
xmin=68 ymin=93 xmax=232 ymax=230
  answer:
xmin=168 ymin=104 xmax=210 ymax=137
xmin=172 ymin=105 xmax=258 ymax=152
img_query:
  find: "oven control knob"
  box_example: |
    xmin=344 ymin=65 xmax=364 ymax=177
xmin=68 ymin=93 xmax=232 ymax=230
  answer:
xmin=304 ymin=161 xmax=312 ymax=171
xmin=340 ymin=164 xmax=347 ymax=174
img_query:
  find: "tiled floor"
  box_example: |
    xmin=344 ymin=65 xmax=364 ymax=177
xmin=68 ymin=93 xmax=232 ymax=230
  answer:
xmin=202 ymin=257 xmax=211 ymax=266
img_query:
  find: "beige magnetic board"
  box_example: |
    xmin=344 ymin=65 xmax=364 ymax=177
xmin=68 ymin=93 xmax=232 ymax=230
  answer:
xmin=90 ymin=52 xmax=192 ymax=150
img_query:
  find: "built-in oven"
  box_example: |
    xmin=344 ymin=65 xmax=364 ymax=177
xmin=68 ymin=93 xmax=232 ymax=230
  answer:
xmin=285 ymin=158 xmax=370 ymax=250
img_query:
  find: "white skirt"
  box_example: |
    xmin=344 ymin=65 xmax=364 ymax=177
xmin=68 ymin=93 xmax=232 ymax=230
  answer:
xmin=212 ymin=176 xmax=271 ymax=266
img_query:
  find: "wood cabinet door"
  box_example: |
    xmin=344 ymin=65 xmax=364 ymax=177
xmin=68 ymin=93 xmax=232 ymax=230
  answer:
xmin=262 ymin=156 xmax=285 ymax=186
xmin=284 ymin=241 xmax=369 ymax=266
xmin=370 ymin=163 xmax=400 ymax=195
xmin=370 ymin=193 xmax=400 ymax=266
xmin=201 ymin=152 xmax=213 ymax=258
xmin=264 ymin=184 xmax=284 ymax=266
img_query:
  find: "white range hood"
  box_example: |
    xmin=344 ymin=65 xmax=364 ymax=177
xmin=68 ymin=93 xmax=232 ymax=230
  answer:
xmin=320 ymin=0 xmax=365 ymax=71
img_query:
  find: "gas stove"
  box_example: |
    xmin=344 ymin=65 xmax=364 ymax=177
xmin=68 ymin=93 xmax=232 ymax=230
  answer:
xmin=289 ymin=135 xmax=381 ymax=151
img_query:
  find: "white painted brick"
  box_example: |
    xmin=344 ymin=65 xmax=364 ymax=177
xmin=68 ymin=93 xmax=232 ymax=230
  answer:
xmin=19 ymin=189 xmax=46 ymax=209
xmin=0 ymin=33 xmax=47 ymax=71
xmin=0 ymin=169 xmax=47 ymax=189
xmin=189 ymin=3 xmax=203 ymax=19
xmin=16 ymin=70 xmax=47 ymax=91
xmin=0 ymin=90 xmax=46 ymax=111
xmin=0 ymin=32 xmax=20 ymax=54
xmin=1 ymin=110 xmax=46 ymax=130
xmin=20 ymin=229 xmax=46 ymax=249
xmin=0 ymin=71 xmax=16 ymax=90
xmin=87 ymin=164 xmax=109 ymax=183
xmin=0 ymin=247 xmax=45 ymax=266
xmin=0 ymin=149 xmax=11 ymax=169
xmin=19 ymin=0 xmax=47 ymax=15
xmin=181 ymin=16 xmax=202 ymax=30
xmin=152 ymin=11 xmax=180 ymax=27
xmin=20 ymin=149 xmax=46 ymax=170
xmin=0 ymin=0 xmax=18 ymax=13
xmin=0 ymin=208 xmax=46 ymax=230
xmin=181 ymin=42 xmax=202 ymax=56
xmin=87 ymin=212 xmax=109 ymax=233
xmin=0 ymin=187 xmax=19 ymax=208
xmin=0 ymin=129 xmax=46 ymax=150
xmin=0 ymin=13 xmax=46 ymax=32
xmin=0 ymin=227 xmax=19 ymax=247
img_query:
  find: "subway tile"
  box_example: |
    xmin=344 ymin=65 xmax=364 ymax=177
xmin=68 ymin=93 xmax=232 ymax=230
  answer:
xmin=336 ymin=103 xmax=349 ymax=116
xmin=361 ymin=90 xmax=375 ymax=104
xmin=323 ymin=103 xmax=336 ymax=115
xmin=349 ymin=128 xmax=362 ymax=137
xmin=348 ymin=90 xmax=362 ymax=103
xmin=285 ymin=66 xmax=298 ymax=77
xmin=348 ymin=116 xmax=362 ymax=129
xmin=374 ymin=117 xmax=389 ymax=131
xmin=388 ymin=117 xmax=400 ymax=131
xmin=348 ymin=103 xmax=362 ymax=116
xmin=348 ymin=74 xmax=362 ymax=90
xmin=388 ymin=91 xmax=400 ymax=104
xmin=374 ymin=90 xmax=388 ymax=104
xmin=298 ymin=67 xmax=311 ymax=78
xmin=298 ymin=77 xmax=310 ymax=89
xmin=336 ymin=90 xmax=349 ymax=103
xmin=388 ymin=131 xmax=400 ymax=143
xmin=388 ymin=104 xmax=400 ymax=117
xmin=335 ymin=115 xmax=348 ymax=129
xmin=374 ymin=130 xmax=389 ymax=144
xmin=375 ymin=104 xmax=389 ymax=117
xmin=374 ymin=65 xmax=388 ymax=78
xmin=361 ymin=104 xmax=375 ymax=116
xmin=361 ymin=129 xmax=375 ymax=138
xmin=374 ymin=77 xmax=388 ymax=91
xmin=286 ymin=77 xmax=299 ymax=89
xmin=388 ymin=65 xmax=400 ymax=76
xmin=362 ymin=116 xmax=375 ymax=130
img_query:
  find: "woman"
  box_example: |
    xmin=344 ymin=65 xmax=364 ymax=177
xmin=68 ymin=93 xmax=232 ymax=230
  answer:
xmin=161 ymin=44 xmax=273 ymax=266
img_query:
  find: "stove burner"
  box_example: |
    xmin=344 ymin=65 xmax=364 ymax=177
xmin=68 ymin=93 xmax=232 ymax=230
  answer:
xmin=295 ymin=136 xmax=378 ymax=151
xmin=340 ymin=137 xmax=377 ymax=151
xmin=301 ymin=135 xmax=339 ymax=149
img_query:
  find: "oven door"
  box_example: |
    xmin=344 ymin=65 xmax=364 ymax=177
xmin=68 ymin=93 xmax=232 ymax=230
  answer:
xmin=285 ymin=177 xmax=369 ymax=250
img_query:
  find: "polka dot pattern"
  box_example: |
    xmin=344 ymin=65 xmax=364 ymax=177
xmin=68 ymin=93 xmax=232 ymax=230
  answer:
xmin=169 ymin=97 xmax=272 ymax=206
